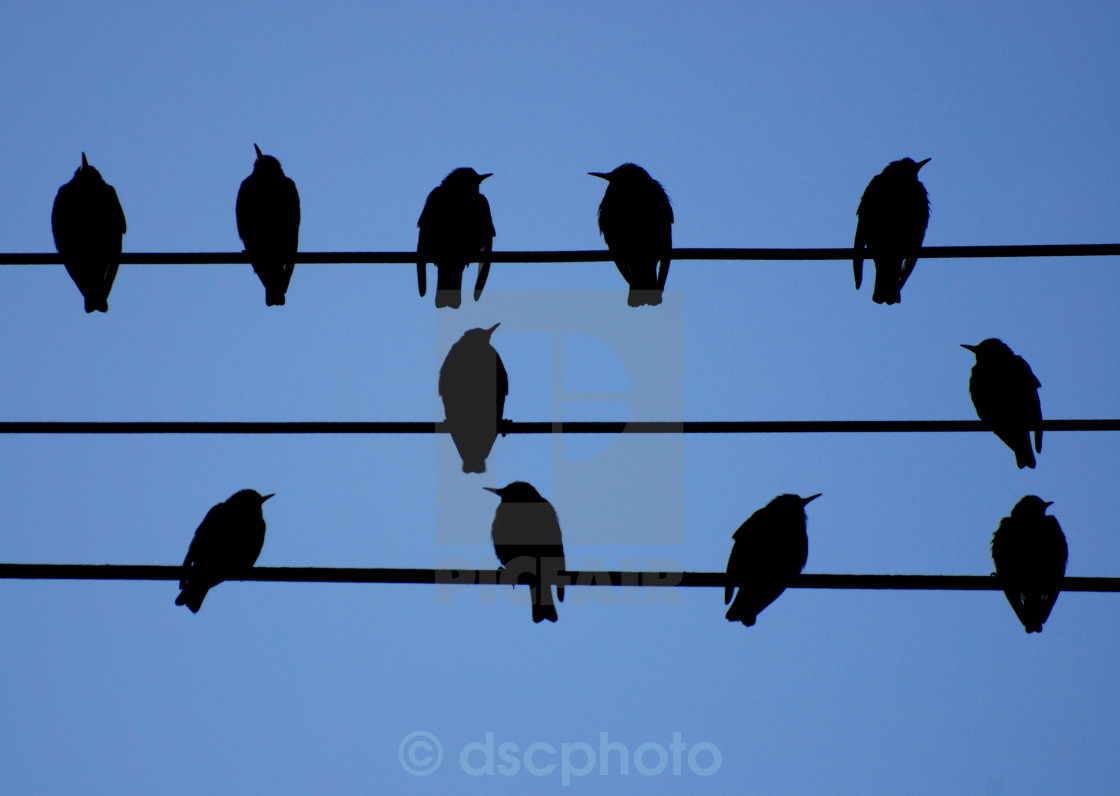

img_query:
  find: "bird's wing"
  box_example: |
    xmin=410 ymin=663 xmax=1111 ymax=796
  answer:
xmin=852 ymin=221 xmax=865 ymax=289
xmin=473 ymin=240 xmax=491 ymax=301
xmin=109 ymin=185 xmax=126 ymax=236
xmin=235 ymin=178 xmax=253 ymax=245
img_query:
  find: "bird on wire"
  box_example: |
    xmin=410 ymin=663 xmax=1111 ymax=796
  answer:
xmin=175 ymin=489 xmax=274 ymax=613
xmin=962 ymin=338 xmax=1043 ymax=469
xmin=589 ymin=163 xmax=674 ymax=307
xmin=236 ymin=144 xmax=301 ymax=306
xmin=725 ymin=493 xmax=820 ymax=627
xmin=440 ymin=323 xmax=508 ymax=473
xmin=853 ymin=157 xmax=930 ymax=304
xmin=51 ymin=153 xmax=127 ymax=313
xmin=417 ymin=167 xmax=495 ymax=308
xmin=991 ymin=495 xmax=1067 ymax=633
xmin=484 ymin=482 xmax=566 ymax=623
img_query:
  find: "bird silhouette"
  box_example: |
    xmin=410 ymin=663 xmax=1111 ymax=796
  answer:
xmin=962 ymin=338 xmax=1043 ymax=469
xmin=725 ymin=493 xmax=820 ymax=626
xmin=590 ymin=164 xmax=674 ymax=306
xmin=991 ymin=495 xmax=1067 ymax=633
xmin=853 ymin=157 xmax=930 ymax=304
xmin=175 ymin=489 xmax=273 ymax=613
xmin=236 ymin=144 xmax=301 ymax=306
xmin=440 ymin=324 xmax=508 ymax=473
xmin=417 ymin=168 xmax=495 ymax=308
xmin=51 ymin=153 xmax=127 ymax=312
xmin=484 ymin=482 xmax=566 ymax=623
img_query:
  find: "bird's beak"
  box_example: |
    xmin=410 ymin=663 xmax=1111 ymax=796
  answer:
xmin=916 ymin=158 xmax=931 ymax=169
xmin=80 ymin=152 xmax=88 ymax=169
xmin=483 ymin=487 xmax=501 ymax=495
xmin=588 ymin=172 xmax=610 ymax=180
xmin=478 ymin=173 xmax=492 ymax=182
xmin=260 ymin=493 xmax=275 ymax=503
xmin=960 ymin=344 xmax=978 ymax=353
xmin=254 ymin=143 xmax=263 ymax=160
xmin=1044 ymin=501 xmax=1054 ymax=508
xmin=802 ymin=493 xmax=822 ymax=505
xmin=485 ymin=322 xmax=501 ymax=337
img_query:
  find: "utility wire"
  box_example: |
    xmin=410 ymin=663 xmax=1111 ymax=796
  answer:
xmin=1 ymin=564 xmax=1117 ymax=591
xmin=0 ymin=420 xmax=1116 ymax=434
xmin=1 ymin=243 xmax=1118 ymax=265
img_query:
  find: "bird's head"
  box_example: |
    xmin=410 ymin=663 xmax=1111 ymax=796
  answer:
xmin=74 ymin=152 xmax=104 ymax=182
xmin=253 ymin=144 xmax=284 ymax=174
xmin=228 ymin=489 xmax=275 ymax=506
xmin=960 ymin=338 xmax=1012 ymax=360
xmin=884 ymin=157 xmax=931 ymax=177
xmin=443 ymin=167 xmax=492 ymax=190
xmin=769 ymin=493 xmax=821 ymax=516
xmin=1011 ymin=495 xmax=1054 ymax=519
xmin=484 ymin=481 xmax=543 ymax=502
xmin=459 ymin=323 xmax=501 ymax=347
xmin=588 ymin=163 xmax=651 ymax=183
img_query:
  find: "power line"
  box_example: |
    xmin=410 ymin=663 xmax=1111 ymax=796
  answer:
xmin=1 ymin=243 xmax=1118 ymax=265
xmin=1 ymin=564 xmax=1116 ymax=591
xmin=0 ymin=419 xmax=1115 ymax=434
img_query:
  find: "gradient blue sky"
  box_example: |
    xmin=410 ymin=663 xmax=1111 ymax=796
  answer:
xmin=2 ymin=2 xmax=1118 ymax=793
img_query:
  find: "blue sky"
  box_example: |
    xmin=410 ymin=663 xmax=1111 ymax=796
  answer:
xmin=1 ymin=2 xmax=1118 ymax=793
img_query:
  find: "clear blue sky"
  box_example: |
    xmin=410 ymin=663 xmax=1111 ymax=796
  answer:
xmin=2 ymin=2 xmax=1118 ymax=793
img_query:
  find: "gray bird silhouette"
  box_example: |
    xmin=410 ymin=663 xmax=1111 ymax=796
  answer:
xmin=725 ymin=493 xmax=820 ymax=626
xmin=175 ymin=489 xmax=273 ymax=613
xmin=962 ymin=338 xmax=1043 ymax=469
xmin=589 ymin=163 xmax=674 ymax=307
xmin=51 ymin=153 xmax=127 ymax=312
xmin=991 ymin=495 xmax=1067 ymax=633
xmin=440 ymin=324 xmax=508 ymax=473
xmin=484 ymin=482 xmax=566 ymax=623
xmin=236 ymin=144 xmax=300 ymax=306
xmin=854 ymin=157 xmax=930 ymax=304
xmin=417 ymin=168 xmax=495 ymax=308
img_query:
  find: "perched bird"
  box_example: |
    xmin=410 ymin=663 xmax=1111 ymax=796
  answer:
xmin=725 ymin=493 xmax=820 ymax=627
xmin=991 ymin=495 xmax=1068 ymax=633
xmin=236 ymin=144 xmax=301 ymax=306
xmin=51 ymin=153 xmax=127 ymax=312
xmin=416 ymin=168 xmax=495 ymax=308
xmin=589 ymin=163 xmax=674 ymax=306
xmin=484 ymin=482 xmax=566 ymax=623
xmin=440 ymin=324 xmax=508 ymax=473
xmin=853 ymin=157 xmax=930 ymax=304
xmin=962 ymin=338 xmax=1043 ymax=469
xmin=175 ymin=489 xmax=273 ymax=613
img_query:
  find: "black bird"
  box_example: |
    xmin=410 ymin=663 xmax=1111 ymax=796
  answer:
xmin=440 ymin=324 xmax=508 ymax=473
xmin=236 ymin=144 xmax=301 ymax=306
xmin=589 ymin=164 xmax=674 ymax=306
xmin=962 ymin=338 xmax=1043 ymax=469
xmin=175 ymin=489 xmax=273 ymax=613
xmin=416 ymin=168 xmax=495 ymax=308
xmin=991 ymin=495 xmax=1068 ymax=633
xmin=853 ymin=157 xmax=930 ymax=304
xmin=51 ymin=153 xmax=127 ymax=312
xmin=484 ymin=482 xmax=566 ymax=623
xmin=725 ymin=493 xmax=820 ymax=627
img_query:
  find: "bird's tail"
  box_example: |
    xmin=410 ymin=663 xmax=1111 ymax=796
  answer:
xmin=724 ymin=601 xmax=757 ymax=627
xmin=628 ymin=287 xmax=663 ymax=307
xmin=1014 ymin=445 xmax=1037 ymax=470
xmin=264 ymin=287 xmax=286 ymax=306
xmin=175 ymin=587 xmax=207 ymax=613
xmin=461 ymin=459 xmax=486 ymax=474
xmin=435 ymin=265 xmax=466 ymax=309
xmin=871 ymin=259 xmax=902 ymax=304
xmin=530 ymin=584 xmax=558 ymax=623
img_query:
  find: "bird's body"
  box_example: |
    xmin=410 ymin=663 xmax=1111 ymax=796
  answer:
xmin=440 ymin=324 xmax=508 ymax=473
xmin=175 ymin=489 xmax=273 ymax=613
xmin=962 ymin=338 xmax=1043 ymax=469
xmin=724 ymin=493 xmax=820 ymax=626
xmin=991 ymin=495 xmax=1067 ymax=633
xmin=485 ymin=482 xmax=566 ymax=623
xmin=51 ymin=153 xmax=127 ymax=313
xmin=853 ymin=157 xmax=930 ymax=304
xmin=236 ymin=144 xmax=300 ymax=306
xmin=590 ymin=163 xmax=673 ymax=307
xmin=417 ymin=168 xmax=495 ymax=308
